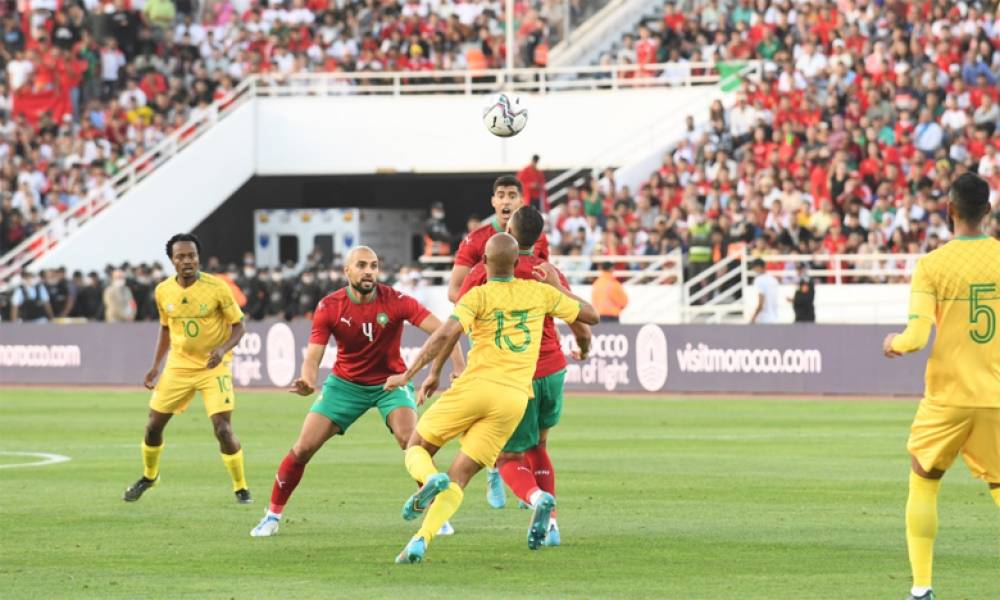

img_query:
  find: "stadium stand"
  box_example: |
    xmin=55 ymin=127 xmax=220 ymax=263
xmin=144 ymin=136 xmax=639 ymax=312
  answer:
xmin=544 ymin=0 xmax=1000 ymax=280
xmin=0 ymin=0 xmax=603 ymax=258
xmin=3 ymin=0 xmax=1000 ymax=322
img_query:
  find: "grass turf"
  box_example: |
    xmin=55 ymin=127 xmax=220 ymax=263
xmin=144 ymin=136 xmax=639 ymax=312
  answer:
xmin=0 ymin=390 xmax=997 ymax=599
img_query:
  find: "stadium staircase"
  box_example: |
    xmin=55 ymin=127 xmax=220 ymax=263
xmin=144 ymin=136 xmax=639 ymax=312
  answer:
xmin=547 ymin=0 xmax=665 ymax=68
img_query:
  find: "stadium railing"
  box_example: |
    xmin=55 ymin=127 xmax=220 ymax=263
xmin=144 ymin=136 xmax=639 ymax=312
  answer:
xmin=418 ymin=250 xmax=684 ymax=285
xmin=0 ymin=60 xmax=757 ymax=281
xmin=254 ymin=61 xmax=743 ymax=96
xmin=681 ymin=253 xmax=922 ymax=323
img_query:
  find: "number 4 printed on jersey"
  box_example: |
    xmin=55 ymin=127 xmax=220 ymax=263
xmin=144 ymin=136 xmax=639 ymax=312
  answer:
xmin=362 ymin=322 xmax=374 ymax=342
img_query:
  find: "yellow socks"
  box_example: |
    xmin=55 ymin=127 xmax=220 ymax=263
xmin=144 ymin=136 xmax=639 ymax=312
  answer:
xmin=221 ymin=449 xmax=248 ymax=492
xmin=991 ymin=487 xmax=1000 ymax=508
xmin=141 ymin=442 xmax=163 ymax=480
xmin=906 ymin=471 xmax=942 ymax=589
xmin=405 ymin=446 xmax=437 ymax=485
xmin=417 ymin=483 xmax=464 ymax=543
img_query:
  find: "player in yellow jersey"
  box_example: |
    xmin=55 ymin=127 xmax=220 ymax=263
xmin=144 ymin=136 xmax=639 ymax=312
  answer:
xmin=384 ymin=233 xmax=599 ymax=563
xmin=123 ymin=233 xmax=251 ymax=504
xmin=883 ymin=172 xmax=1000 ymax=600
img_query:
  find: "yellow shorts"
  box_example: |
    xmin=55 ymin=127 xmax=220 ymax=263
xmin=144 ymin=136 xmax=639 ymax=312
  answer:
xmin=150 ymin=362 xmax=236 ymax=417
xmin=416 ymin=377 xmax=528 ymax=468
xmin=907 ymin=400 xmax=1000 ymax=483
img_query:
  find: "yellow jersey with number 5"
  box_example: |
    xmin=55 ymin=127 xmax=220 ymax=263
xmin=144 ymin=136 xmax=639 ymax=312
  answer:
xmin=155 ymin=273 xmax=244 ymax=370
xmin=452 ymin=277 xmax=581 ymax=395
xmin=905 ymin=235 xmax=1000 ymax=407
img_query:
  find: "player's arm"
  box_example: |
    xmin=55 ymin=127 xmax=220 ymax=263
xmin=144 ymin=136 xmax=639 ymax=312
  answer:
xmin=207 ymin=320 xmax=245 ymax=369
xmin=384 ymin=318 xmax=464 ymax=396
xmin=417 ymin=313 xmax=466 ymax=379
xmin=884 ymin=261 xmax=936 ymax=357
xmin=568 ymin=320 xmax=592 ymax=360
xmin=208 ymin=286 xmax=247 ymax=369
xmin=447 ymin=236 xmax=478 ymax=302
xmin=447 ymin=265 xmax=471 ymax=303
xmin=144 ymin=325 xmax=171 ymax=389
xmin=535 ymin=263 xmax=600 ymax=325
xmin=292 ymin=300 xmax=332 ymax=395
xmin=291 ymin=343 xmax=325 ymax=396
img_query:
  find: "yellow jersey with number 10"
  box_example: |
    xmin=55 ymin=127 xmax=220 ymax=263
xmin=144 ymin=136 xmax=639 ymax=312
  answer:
xmin=903 ymin=235 xmax=1000 ymax=408
xmin=155 ymin=272 xmax=244 ymax=370
xmin=452 ymin=277 xmax=581 ymax=395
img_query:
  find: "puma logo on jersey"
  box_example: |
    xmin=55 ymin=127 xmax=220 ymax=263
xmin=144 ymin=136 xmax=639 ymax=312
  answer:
xmin=340 ymin=317 xmax=352 ymax=327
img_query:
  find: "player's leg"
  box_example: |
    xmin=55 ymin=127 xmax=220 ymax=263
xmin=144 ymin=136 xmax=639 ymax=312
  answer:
xmin=209 ymin=412 xmax=251 ymax=503
xmin=251 ymin=411 xmax=341 ymax=537
xmin=527 ymin=370 xmax=565 ymax=545
xmin=125 ymin=368 xmax=194 ymax=502
xmin=496 ymin=392 xmax=541 ymax=506
xmin=380 ymin=388 xmax=457 ymax=536
xmin=958 ymin=407 xmax=1000 ymax=508
xmin=200 ymin=364 xmax=250 ymax=503
xmin=396 ymin=380 xmax=492 ymax=562
xmin=904 ymin=402 xmax=971 ymax=600
xmin=124 ymin=409 xmax=174 ymax=501
xmin=396 ymin=450 xmax=480 ymax=564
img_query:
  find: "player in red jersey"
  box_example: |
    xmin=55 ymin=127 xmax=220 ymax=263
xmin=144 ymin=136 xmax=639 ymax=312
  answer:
xmin=448 ymin=175 xmax=549 ymax=303
xmin=448 ymin=175 xmax=550 ymax=507
xmin=250 ymin=246 xmax=463 ymax=537
xmin=458 ymin=205 xmax=591 ymax=545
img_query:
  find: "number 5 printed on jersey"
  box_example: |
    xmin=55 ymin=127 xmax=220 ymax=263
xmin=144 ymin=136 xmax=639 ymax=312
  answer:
xmin=969 ymin=283 xmax=996 ymax=344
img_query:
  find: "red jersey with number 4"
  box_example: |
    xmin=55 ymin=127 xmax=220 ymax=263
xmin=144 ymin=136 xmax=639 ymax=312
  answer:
xmin=454 ymin=217 xmax=549 ymax=267
xmin=458 ymin=253 xmax=569 ymax=379
xmin=309 ymin=284 xmax=431 ymax=385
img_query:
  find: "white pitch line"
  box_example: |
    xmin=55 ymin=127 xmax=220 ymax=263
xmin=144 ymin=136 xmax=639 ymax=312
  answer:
xmin=0 ymin=451 xmax=72 ymax=469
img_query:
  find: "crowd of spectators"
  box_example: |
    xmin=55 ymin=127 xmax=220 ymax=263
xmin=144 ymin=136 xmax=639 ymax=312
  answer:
xmin=540 ymin=0 xmax=1000 ymax=282
xmin=0 ymin=0 xmax=598 ymax=257
xmin=0 ymin=249 xmax=437 ymax=322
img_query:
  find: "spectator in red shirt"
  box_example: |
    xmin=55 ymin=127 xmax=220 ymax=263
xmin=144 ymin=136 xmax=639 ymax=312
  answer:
xmin=516 ymin=154 xmax=547 ymax=212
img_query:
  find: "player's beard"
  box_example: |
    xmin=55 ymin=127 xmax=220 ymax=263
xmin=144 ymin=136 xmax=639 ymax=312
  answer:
xmin=350 ymin=279 xmax=375 ymax=295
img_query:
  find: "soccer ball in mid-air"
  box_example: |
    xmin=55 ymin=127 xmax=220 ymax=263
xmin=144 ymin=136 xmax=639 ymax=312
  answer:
xmin=483 ymin=92 xmax=528 ymax=138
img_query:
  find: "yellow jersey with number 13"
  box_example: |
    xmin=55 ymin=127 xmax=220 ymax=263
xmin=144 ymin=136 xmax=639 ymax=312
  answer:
xmin=892 ymin=235 xmax=1000 ymax=408
xmin=155 ymin=273 xmax=244 ymax=370
xmin=452 ymin=277 xmax=581 ymax=395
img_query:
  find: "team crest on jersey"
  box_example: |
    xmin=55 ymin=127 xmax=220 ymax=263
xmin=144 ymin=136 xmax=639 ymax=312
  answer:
xmin=199 ymin=303 xmax=208 ymax=315
xmin=376 ymin=312 xmax=389 ymax=326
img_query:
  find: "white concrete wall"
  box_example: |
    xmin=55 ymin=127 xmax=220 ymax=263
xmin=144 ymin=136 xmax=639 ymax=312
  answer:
xmin=742 ymin=283 xmax=910 ymax=325
xmin=254 ymin=88 xmax=715 ymax=175
xmin=35 ymin=102 xmax=257 ymax=272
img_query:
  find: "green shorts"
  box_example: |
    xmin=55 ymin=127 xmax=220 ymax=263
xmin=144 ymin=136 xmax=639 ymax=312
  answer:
xmin=310 ymin=375 xmax=416 ymax=435
xmin=503 ymin=369 xmax=566 ymax=453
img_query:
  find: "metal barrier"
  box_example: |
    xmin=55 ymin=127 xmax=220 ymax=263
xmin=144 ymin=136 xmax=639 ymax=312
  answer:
xmin=255 ymin=62 xmax=731 ymax=97
xmin=418 ymin=251 xmax=684 ymax=285
xmin=680 ymin=252 xmax=923 ymax=323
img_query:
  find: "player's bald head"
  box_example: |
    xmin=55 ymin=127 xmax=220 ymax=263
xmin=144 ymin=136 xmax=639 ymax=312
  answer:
xmin=484 ymin=233 xmax=518 ymax=279
xmin=345 ymin=245 xmax=377 ymax=266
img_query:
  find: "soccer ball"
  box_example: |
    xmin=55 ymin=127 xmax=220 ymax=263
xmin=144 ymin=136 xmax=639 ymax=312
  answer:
xmin=483 ymin=92 xmax=528 ymax=138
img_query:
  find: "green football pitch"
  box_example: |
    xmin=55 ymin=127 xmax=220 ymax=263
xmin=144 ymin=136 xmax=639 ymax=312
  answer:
xmin=1 ymin=390 xmax=996 ymax=599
